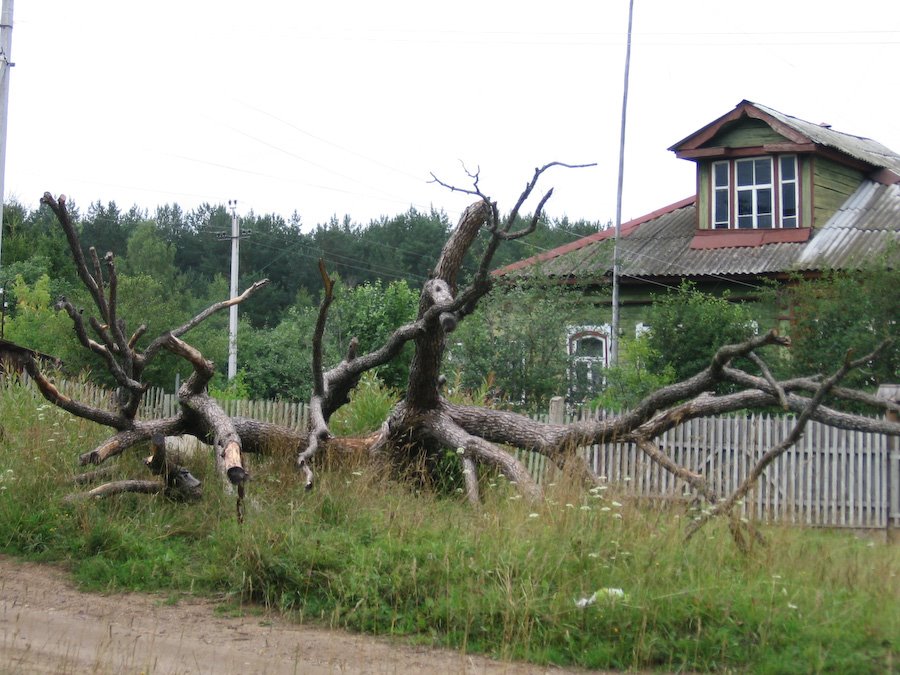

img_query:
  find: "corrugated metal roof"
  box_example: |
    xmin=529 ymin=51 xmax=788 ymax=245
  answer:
xmin=794 ymin=182 xmax=900 ymax=270
xmin=497 ymin=180 xmax=900 ymax=282
xmin=751 ymin=102 xmax=900 ymax=174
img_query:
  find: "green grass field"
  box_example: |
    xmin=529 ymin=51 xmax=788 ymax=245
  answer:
xmin=1 ymin=377 xmax=897 ymax=673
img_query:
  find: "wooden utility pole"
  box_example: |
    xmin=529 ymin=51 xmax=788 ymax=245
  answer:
xmin=216 ymin=200 xmax=252 ymax=380
xmin=0 ymin=0 xmax=14 ymax=275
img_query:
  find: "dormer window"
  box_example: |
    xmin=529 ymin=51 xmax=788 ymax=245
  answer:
xmin=711 ymin=155 xmax=799 ymax=229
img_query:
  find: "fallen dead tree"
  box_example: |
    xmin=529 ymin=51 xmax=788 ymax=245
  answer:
xmin=28 ymin=166 xmax=900 ymax=548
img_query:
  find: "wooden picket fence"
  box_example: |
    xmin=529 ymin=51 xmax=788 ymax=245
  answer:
xmin=10 ymin=375 xmax=899 ymax=531
xmin=556 ymin=408 xmax=897 ymax=530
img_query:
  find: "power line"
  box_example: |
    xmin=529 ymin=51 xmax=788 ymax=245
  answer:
xmin=246 ymin=236 xmax=430 ymax=285
xmin=236 ymin=101 xmax=425 ymax=184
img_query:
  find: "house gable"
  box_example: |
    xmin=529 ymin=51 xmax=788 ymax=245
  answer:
xmin=497 ymin=101 xmax=899 ymax=286
xmin=706 ymin=118 xmax=794 ymax=151
xmin=670 ymin=100 xmax=900 ymax=233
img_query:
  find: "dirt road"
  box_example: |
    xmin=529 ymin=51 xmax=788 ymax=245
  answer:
xmin=1 ymin=555 xmax=585 ymax=674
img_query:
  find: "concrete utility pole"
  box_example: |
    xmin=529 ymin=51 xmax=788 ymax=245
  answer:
xmin=0 ymin=0 xmax=14 ymax=277
xmin=610 ymin=0 xmax=634 ymax=366
xmin=217 ymin=200 xmax=252 ymax=380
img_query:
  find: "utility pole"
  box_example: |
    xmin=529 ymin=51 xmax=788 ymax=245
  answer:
xmin=0 ymin=0 xmax=15 ymax=278
xmin=610 ymin=0 xmax=635 ymax=366
xmin=216 ymin=200 xmax=252 ymax=380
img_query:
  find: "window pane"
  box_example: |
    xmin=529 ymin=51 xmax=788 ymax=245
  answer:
xmin=715 ymin=189 xmax=729 ymax=223
xmin=736 ymin=160 xmax=753 ymax=186
xmin=577 ymin=336 xmax=605 ymax=358
xmin=780 ymin=155 xmax=796 ymax=181
xmin=738 ymin=215 xmax=753 ymax=229
xmin=782 ymin=184 xmax=797 ymax=217
xmin=714 ymin=162 xmax=729 ymax=187
xmin=758 ymin=214 xmax=773 ymax=228
xmin=737 ymin=190 xmax=753 ymax=216
xmin=758 ymin=188 xmax=772 ymax=215
xmin=755 ymin=158 xmax=772 ymax=184
xmin=783 ymin=216 xmax=797 ymax=229
xmin=573 ymin=361 xmax=590 ymax=393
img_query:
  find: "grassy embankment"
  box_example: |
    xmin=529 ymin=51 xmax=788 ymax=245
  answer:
xmin=0 ymin=376 xmax=897 ymax=673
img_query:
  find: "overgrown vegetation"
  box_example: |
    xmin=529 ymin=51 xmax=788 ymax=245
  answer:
xmin=1 ymin=375 xmax=896 ymax=673
xmin=775 ymin=262 xmax=900 ymax=396
xmin=0 ymin=198 xmax=598 ymax=391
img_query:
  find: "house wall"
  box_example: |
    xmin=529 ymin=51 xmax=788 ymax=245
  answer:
xmin=800 ymin=156 xmax=815 ymax=228
xmin=574 ymin=280 xmax=781 ymax=347
xmin=697 ymin=163 xmax=711 ymax=229
xmin=812 ymin=156 xmax=864 ymax=227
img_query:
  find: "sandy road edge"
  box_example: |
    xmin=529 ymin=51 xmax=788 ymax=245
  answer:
xmin=1 ymin=555 xmax=594 ymax=674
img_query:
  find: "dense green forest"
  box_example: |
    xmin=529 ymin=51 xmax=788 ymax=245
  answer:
xmin=0 ymin=198 xmax=601 ymax=398
xmin=4 ymin=198 xmax=895 ymax=411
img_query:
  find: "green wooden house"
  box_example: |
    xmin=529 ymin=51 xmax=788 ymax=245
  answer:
xmin=494 ymin=100 xmax=900 ymax=393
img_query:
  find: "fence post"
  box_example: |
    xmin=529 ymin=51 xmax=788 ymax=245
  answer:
xmin=877 ymin=384 xmax=900 ymax=544
xmin=549 ymin=396 xmax=565 ymax=425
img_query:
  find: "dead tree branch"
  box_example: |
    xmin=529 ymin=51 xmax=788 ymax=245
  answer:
xmin=684 ymin=342 xmax=891 ymax=542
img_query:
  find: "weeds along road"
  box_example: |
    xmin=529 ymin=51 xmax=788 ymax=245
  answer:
xmin=1 ymin=555 xmax=598 ymax=675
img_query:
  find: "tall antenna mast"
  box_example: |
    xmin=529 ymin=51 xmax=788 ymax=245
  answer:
xmin=0 ymin=0 xmax=15 ymax=279
xmin=610 ymin=0 xmax=635 ymax=366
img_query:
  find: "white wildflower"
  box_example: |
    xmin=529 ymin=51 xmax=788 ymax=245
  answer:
xmin=575 ymin=587 xmax=627 ymax=608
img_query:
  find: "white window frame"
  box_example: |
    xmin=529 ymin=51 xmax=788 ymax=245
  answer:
xmin=735 ymin=157 xmax=774 ymax=229
xmin=779 ymin=155 xmax=799 ymax=229
xmin=712 ymin=161 xmax=730 ymax=230
xmin=566 ymin=324 xmax=610 ymax=400
xmin=710 ymin=154 xmax=800 ymax=230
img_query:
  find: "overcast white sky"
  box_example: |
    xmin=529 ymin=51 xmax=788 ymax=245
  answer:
xmin=4 ymin=0 xmax=900 ymax=230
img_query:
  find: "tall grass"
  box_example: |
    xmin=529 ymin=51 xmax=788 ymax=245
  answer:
xmin=0 ymin=375 xmax=897 ymax=672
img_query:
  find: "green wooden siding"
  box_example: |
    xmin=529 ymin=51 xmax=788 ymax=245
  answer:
xmin=812 ymin=157 xmax=863 ymax=227
xmin=698 ymin=163 xmax=711 ymax=229
xmin=706 ymin=119 xmax=789 ymax=148
xmin=799 ymin=156 xmax=814 ymax=228
xmin=583 ymin=281 xmax=776 ymax=336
